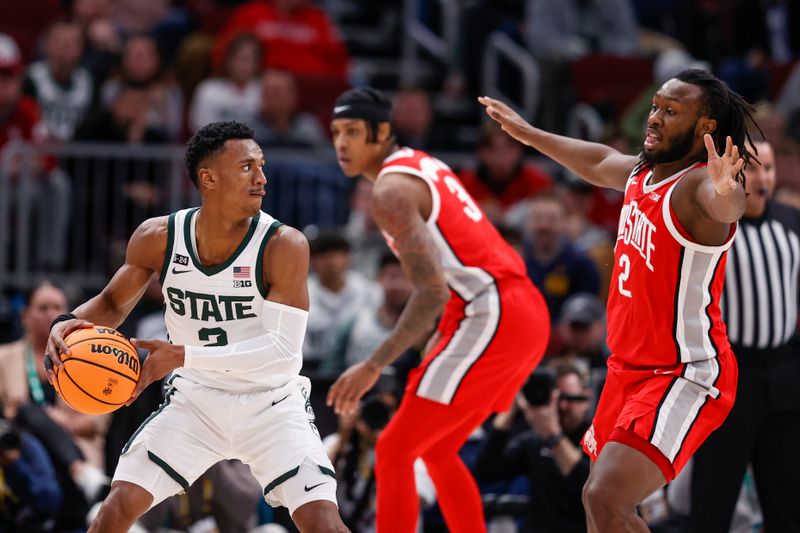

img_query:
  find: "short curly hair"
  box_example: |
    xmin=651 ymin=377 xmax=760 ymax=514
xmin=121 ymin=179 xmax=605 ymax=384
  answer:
xmin=184 ymin=121 xmax=255 ymax=188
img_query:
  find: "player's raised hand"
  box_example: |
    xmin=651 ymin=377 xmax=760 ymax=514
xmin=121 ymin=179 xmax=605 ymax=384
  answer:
xmin=45 ymin=318 xmax=94 ymax=384
xmin=126 ymin=338 xmax=184 ymax=405
xmin=326 ymin=360 xmax=381 ymax=415
xmin=478 ymin=96 xmax=534 ymax=146
xmin=704 ymin=134 xmax=744 ymax=196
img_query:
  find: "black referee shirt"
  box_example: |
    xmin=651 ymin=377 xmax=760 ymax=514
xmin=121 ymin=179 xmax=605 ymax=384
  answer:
xmin=722 ymin=200 xmax=800 ymax=349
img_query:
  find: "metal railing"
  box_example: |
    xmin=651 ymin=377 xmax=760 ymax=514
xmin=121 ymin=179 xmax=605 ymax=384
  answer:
xmin=0 ymin=142 xmax=351 ymax=291
xmin=401 ymin=0 xmax=461 ymax=83
xmin=482 ymin=31 xmax=541 ymax=122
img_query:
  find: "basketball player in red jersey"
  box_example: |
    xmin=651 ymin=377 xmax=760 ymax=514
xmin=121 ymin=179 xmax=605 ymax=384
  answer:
xmin=326 ymin=88 xmax=550 ymax=532
xmin=481 ymin=69 xmax=762 ymax=532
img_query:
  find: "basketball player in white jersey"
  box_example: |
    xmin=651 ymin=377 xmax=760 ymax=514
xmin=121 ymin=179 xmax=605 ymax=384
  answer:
xmin=45 ymin=122 xmax=349 ymax=533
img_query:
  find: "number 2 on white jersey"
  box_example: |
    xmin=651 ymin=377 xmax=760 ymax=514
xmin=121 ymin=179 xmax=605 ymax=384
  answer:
xmin=618 ymin=253 xmax=632 ymax=298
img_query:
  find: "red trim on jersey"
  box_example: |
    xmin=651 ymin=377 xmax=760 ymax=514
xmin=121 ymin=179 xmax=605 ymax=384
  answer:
xmin=610 ymin=427 xmax=675 ymax=481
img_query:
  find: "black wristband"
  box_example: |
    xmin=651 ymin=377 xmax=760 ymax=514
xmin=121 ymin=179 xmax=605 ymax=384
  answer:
xmin=49 ymin=313 xmax=77 ymax=332
xmin=542 ymin=432 xmax=564 ymax=448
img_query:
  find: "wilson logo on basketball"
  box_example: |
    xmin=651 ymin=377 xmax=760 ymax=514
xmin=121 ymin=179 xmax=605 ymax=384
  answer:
xmin=89 ymin=344 xmax=140 ymax=374
xmin=102 ymin=387 xmax=113 ymax=396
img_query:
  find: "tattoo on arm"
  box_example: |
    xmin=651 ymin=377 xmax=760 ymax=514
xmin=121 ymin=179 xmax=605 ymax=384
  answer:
xmin=369 ymin=178 xmax=449 ymax=368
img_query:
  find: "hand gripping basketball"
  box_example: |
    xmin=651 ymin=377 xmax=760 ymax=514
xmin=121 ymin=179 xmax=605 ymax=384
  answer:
xmin=125 ymin=339 xmax=185 ymax=406
xmin=45 ymin=318 xmax=95 ymax=383
xmin=53 ymin=326 xmax=141 ymax=415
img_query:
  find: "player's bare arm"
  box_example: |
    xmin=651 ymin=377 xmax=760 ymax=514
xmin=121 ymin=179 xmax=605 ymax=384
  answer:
xmin=478 ymin=96 xmax=638 ymax=191
xmin=327 ymin=173 xmax=450 ymax=414
xmin=45 ymin=216 xmax=167 ymax=380
xmin=672 ymin=135 xmax=746 ymax=245
xmin=261 ymin=226 xmax=311 ymax=311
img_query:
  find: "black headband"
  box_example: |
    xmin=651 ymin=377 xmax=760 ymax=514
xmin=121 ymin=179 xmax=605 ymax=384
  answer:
xmin=332 ymin=102 xmax=391 ymax=123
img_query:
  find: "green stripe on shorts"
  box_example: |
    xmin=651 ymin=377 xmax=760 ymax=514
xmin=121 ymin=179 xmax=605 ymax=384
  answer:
xmin=263 ymin=466 xmax=300 ymax=496
xmin=318 ymin=465 xmax=336 ymax=479
xmin=147 ymin=451 xmax=189 ymax=490
xmin=121 ymin=375 xmax=177 ymax=454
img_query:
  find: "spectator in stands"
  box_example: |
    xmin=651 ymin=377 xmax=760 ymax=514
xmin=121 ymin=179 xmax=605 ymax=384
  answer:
xmin=77 ymin=85 xmax=167 ymax=144
xmin=100 ymin=34 xmax=183 ymax=141
xmin=526 ymin=0 xmax=639 ymax=61
xmin=560 ymin=179 xmax=614 ymax=253
xmin=304 ymin=233 xmax=380 ymax=371
xmin=343 ymin=177 xmax=385 ymax=277
xmin=0 ymin=33 xmax=43 ymax=149
xmin=189 ymin=32 xmax=262 ymax=132
xmin=0 ymin=417 xmax=63 ymax=531
xmin=523 ymin=192 xmax=601 ymax=321
xmin=0 ymin=281 xmax=109 ymax=529
xmin=459 ymin=123 xmax=553 ymax=221
xmin=70 ymin=0 xmax=123 ymax=83
xmin=24 ymin=21 xmax=94 ymax=142
xmin=325 ymin=393 xmax=435 ymax=531
xmin=322 ymin=252 xmax=414 ymax=376
xmin=138 ymin=460 xmax=262 ymax=533
xmin=252 ymin=69 xmax=326 ymax=147
xmin=554 ymin=293 xmax=609 ymax=372
xmin=213 ymin=0 xmax=350 ymax=81
xmin=392 ymin=86 xmax=450 ymax=151
xmin=473 ymin=364 xmax=592 ymax=533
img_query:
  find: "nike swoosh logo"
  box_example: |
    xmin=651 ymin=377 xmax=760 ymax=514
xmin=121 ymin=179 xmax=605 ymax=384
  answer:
xmin=333 ymin=105 xmax=350 ymax=114
xmin=271 ymin=394 xmax=290 ymax=406
xmin=304 ymin=482 xmax=327 ymax=492
xmin=654 ymin=369 xmax=674 ymax=375
xmin=172 ymin=267 xmax=191 ymax=274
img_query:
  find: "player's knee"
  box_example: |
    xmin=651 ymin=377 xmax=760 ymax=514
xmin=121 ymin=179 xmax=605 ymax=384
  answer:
xmin=292 ymin=501 xmax=350 ymax=533
xmin=94 ymin=482 xmax=152 ymax=527
xmin=421 ymin=443 xmax=457 ymax=466
xmin=582 ymin=476 xmax=615 ymax=519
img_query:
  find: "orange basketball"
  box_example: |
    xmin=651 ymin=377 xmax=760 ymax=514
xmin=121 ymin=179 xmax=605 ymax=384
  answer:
xmin=54 ymin=326 xmax=140 ymax=415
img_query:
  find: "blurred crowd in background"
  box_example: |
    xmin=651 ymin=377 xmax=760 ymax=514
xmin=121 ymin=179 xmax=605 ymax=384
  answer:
xmin=0 ymin=0 xmax=797 ymax=531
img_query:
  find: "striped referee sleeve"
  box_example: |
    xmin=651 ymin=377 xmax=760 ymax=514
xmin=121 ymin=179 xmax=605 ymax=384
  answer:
xmin=722 ymin=219 xmax=800 ymax=348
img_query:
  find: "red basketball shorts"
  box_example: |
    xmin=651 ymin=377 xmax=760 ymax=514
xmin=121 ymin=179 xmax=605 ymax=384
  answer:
xmin=405 ymin=278 xmax=550 ymax=413
xmin=582 ymin=349 xmax=737 ymax=481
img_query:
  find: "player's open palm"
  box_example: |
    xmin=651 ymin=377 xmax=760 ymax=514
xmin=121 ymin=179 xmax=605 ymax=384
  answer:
xmin=705 ymin=134 xmax=745 ymax=196
xmin=478 ymin=96 xmax=534 ymax=146
xmin=327 ymin=360 xmax=381 ymax=415
xmin=126 ymin=338 xmax=184 ymax=405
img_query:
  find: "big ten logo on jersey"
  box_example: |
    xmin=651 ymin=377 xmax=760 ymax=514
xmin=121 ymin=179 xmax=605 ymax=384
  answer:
xmin=410 ymin=150 xmax=483 ymax=223
xmin=166 ymin=288 xmax=256 ymax=321
xmin=172 ymin=253 xmax=189 ymax=266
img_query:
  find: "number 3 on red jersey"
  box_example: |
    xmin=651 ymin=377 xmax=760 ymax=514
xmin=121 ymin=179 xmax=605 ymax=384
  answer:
xmin=419 ymin=156 xmax=483 ymax=223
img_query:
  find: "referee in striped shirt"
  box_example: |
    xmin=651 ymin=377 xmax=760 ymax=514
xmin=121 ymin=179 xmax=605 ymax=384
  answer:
xmin=689 ymin=139 xmax=800 ymax=532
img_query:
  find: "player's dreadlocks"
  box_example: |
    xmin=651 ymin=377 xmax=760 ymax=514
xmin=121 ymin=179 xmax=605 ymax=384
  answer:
xmin=676 ymin=69 xmax=764 ymax=190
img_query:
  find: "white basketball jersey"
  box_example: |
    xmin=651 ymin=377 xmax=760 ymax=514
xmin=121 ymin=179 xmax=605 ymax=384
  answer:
xmin=160 ymin=208 xmax=300 ymax=391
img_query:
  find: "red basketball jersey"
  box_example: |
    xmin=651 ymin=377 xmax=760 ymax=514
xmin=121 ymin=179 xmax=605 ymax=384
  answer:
xmin=378 ymin=148 xmax=529 ymax=301
xmin=606 ymin=162 xmax=736 ymax=367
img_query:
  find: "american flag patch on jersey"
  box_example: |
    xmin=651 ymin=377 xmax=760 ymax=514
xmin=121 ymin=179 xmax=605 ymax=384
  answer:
xmin=233 ymin=266 xmax=251 ymax=278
